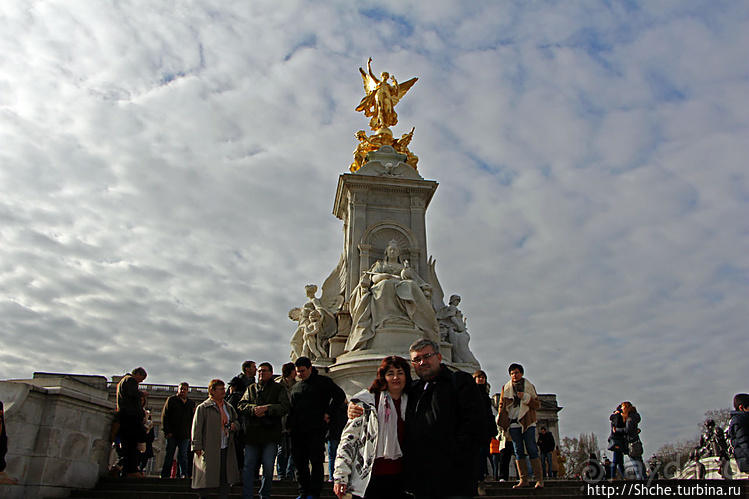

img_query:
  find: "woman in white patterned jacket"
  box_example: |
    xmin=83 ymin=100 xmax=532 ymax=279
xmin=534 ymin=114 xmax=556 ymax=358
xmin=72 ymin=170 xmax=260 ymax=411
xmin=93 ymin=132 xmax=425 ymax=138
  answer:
xmin=333 ymin=356 xmax=411 ymax=499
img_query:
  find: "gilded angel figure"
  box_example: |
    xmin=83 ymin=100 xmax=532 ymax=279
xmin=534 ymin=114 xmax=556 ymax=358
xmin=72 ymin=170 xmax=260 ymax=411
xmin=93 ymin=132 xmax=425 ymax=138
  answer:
xmin=356 ymin=58 xmax=418 ymax=132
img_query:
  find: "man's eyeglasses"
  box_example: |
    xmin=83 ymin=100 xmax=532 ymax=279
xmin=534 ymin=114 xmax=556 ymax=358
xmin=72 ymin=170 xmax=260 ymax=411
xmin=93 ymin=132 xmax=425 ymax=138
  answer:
xmin=411 ymin=352 xmax=438 ymax=364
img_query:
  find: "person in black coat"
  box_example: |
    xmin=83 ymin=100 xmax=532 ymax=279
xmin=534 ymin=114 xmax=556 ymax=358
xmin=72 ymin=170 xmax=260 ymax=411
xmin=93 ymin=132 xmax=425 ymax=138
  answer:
xmin=728 ymin=393 xmax=749 ymax=474
xmin=537 ymin=426 xmax=556 ymax=479
xmin=405 ymin=339 xmax=485 ymax=499
xmin=287 ymin=357 xmax=345 ymax=499
xmin=622 ymin=402 xmax=645 ymax=479
xmin=473 ymin=370 xmax=498 ymax=496
xmin=609 ymin=404 xmax=628 ymax=479
xmin=116 ymin=367 xmax=148 ymax=477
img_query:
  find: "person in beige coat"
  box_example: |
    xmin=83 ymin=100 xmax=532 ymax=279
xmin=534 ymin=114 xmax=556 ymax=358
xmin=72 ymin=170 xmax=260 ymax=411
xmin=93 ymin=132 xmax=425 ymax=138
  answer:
xmin=191 ymin=379 xmax=240 ymax=499
xmin=497 ymin=363 xmax=543 ymax=489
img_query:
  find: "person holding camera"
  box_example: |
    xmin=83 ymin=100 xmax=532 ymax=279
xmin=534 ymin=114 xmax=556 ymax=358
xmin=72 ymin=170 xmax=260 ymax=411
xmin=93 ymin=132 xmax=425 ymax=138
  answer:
xmin=238 ymin=362 xmax=291 ymax=499
xmin=192 ymin=379 xmax=240 ymax=499
xmin=497 ymin=363 xmax=543 ymax=489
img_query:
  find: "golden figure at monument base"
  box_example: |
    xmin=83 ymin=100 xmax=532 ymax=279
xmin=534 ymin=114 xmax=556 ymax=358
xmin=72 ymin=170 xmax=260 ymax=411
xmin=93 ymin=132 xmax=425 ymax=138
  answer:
xmin=349 ymin=127 xmax=419 ymax=173
xmin=351 ymin=58 xmax=419 ymax=173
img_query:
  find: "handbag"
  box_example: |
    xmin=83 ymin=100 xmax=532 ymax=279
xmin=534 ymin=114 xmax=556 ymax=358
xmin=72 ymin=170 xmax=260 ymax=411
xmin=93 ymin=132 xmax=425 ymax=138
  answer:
xmin=629 ymin=439 xmax=643 ymax=458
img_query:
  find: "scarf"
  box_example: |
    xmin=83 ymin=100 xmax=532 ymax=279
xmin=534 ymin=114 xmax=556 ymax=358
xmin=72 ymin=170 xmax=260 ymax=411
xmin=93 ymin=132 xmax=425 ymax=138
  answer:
xmin=211 ymin=397 xmax=229 ymax=437
xmin=502 ymin=378 xmax=537 ymax=427
xmin=512 ymin=378 xmax=525 ymax=407
xmin=375 ymin=391 xmax=407 ymax=460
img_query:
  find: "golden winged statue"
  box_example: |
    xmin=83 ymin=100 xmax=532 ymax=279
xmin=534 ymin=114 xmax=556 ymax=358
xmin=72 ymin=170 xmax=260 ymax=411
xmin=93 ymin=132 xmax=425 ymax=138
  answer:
xmin=356 ymin=58 xmax=418 ymax=132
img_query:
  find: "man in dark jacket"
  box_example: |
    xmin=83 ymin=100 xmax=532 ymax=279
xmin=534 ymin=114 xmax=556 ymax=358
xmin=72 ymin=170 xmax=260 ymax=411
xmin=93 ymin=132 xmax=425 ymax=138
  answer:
xmin=237 ymin=360 xmax=257 ymax=393
xmin=238 ymin=362 xmax=291 ymax=499
xmin=405 ymin=339 xmax=485 ymax=499
xmin=116 ymin=367 xmax=147 ymax=477
xmin=287 ymin=357 xmax=345 ymax=499
xmin=160 ymin=382 xmax=196 ymax=478
xmin=728 ymin=393 xmax=749 ymax=473
xmin=537 ymin=426 xmax=556 ymax=479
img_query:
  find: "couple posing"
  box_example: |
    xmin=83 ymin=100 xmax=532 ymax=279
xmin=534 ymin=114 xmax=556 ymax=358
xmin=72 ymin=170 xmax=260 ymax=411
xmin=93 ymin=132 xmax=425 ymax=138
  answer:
xmin=333 ymin=338 xmax=488 ymax=499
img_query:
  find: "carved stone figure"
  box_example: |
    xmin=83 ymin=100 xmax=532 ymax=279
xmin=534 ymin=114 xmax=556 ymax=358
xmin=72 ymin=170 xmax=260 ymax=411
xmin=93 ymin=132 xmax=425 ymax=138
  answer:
xmin=289 ymin=302 xmax=315 ymax=361
xmin=356 ymin=58 xmax=417 ymax=133
xmin=303 ymin=309 xmax=327 ymax=359
xmin=288 ymin=256 xmax=346 ymax=361
xmin=437 ymin=295 xmax=480 ymax=365
xmin=428 ymin=258 xmax=480 ymax=367
xmin=346 ymin=240 xmax=439 ymax=352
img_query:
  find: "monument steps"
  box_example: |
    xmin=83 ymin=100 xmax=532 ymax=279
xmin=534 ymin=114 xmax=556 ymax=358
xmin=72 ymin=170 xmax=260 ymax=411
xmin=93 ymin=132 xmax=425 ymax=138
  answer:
xmin=70 ymin=477 xmax=594 ymax=498
xmin=71 ymin=477 xmax=749 ymax=498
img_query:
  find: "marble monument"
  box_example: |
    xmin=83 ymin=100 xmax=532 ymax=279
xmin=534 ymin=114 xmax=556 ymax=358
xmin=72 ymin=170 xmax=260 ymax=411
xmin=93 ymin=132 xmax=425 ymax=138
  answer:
xmin=288 ymin=59 xmax=480 ymax=394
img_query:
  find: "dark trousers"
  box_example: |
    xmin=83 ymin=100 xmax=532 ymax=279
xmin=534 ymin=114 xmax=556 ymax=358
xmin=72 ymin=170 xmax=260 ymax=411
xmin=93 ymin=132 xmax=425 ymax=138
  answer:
xmin=540 ymin=451 xmax=553 ymax=478
xmin=118 ymin=413 xmax=144 ymax=476
xmin=161 ymin=437 xmax=190 ymax=478
xmin=276 ymin=432 xmax=295 ymax=479
xmin=491 ymin=454 xmax=500 ymax=479
xmin=476 ymin=441 xmax=490 ymax=482
xmin=364 ymin=473 xmax=408 ymax=499
xmin=291 ymin=430 xmax=325 ymax=497
xmin=499 ymin=442 xmax=513 ymax=481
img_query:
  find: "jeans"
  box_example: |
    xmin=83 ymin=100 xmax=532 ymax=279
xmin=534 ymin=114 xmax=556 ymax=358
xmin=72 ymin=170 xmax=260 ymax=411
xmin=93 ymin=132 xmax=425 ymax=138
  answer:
xmin=630 ymin=456 xmax=646 ymax=480
xmin=276 ymin=432 xmax=294 ymax=479
xmin=243 ymin=442 xmax=277 ymax=499
xmin=327 ymin=439 xmax=340 ymax=481
xmin=611 ymin=450 xmax=626 ymax=479
xmin=491 ymin=454 xmax=500 ymax=479
xmin=161 ymin=437 xmax=190 ymax=478
xmin=509 ymin=426 xmax=539 ymax=460
xmin=540 ymin=452 xmax=552 ymax=478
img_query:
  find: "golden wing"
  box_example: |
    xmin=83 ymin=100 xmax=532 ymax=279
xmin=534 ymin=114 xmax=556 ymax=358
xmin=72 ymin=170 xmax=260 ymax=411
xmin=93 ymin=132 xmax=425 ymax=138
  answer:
xmin=359 ymin=67 xmax=379 ymax=94
xmin=392 ymin=77 xmax=418 ymax=106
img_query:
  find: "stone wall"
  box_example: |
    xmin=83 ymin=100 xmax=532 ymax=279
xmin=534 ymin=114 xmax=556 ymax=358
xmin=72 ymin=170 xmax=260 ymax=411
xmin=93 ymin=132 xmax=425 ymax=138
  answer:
xmin=0 ymin=374 xmax=114 ymax=498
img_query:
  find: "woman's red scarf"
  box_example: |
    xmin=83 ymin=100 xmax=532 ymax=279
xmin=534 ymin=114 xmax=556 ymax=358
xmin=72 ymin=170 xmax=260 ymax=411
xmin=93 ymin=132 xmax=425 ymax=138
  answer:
xmin=211 ymin=397 xmax=229 ymax=435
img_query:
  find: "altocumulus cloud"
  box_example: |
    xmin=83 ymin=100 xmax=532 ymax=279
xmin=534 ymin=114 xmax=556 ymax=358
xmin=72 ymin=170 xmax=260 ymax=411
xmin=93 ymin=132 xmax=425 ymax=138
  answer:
xmin=0 ymin=0 xmax=747 ymax=454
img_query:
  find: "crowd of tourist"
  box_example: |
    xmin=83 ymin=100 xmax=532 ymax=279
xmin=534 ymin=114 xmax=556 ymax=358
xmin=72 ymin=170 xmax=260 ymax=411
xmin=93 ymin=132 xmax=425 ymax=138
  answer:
xmin=101 ymin=343 xmax=749 ymax=499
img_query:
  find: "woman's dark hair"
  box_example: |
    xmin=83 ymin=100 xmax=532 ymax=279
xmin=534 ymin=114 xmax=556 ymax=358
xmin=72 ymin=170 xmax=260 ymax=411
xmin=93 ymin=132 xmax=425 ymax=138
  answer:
xmin=508 ymin=363 xmax=524 ymax=375
xmin=473 ymin=370 xmax=490 ymax=393
xmin=369 ymin=356 xmax=412 ymax=394
xmin=282 ymin=362 xmax=296 ymax=378
xmin=621 ymin=401 xmax=637 ymax=420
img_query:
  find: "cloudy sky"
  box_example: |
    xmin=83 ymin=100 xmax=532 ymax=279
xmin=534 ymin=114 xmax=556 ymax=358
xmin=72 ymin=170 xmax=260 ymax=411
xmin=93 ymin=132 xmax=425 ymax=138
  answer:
xmin=1 ymin=1 xmax=747 ymax=456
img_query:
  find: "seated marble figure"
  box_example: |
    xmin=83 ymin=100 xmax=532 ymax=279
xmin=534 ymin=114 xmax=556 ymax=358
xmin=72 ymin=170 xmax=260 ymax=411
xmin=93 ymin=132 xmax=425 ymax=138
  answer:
xmin=346 ymin=240 xmax=440 ymax=352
